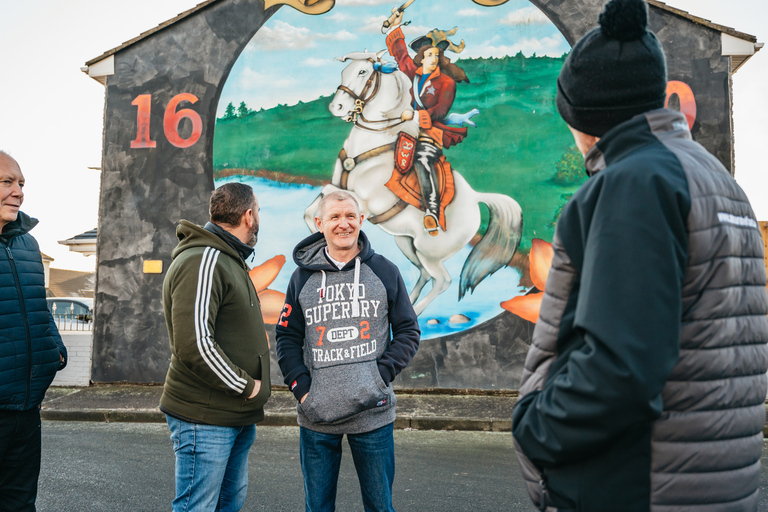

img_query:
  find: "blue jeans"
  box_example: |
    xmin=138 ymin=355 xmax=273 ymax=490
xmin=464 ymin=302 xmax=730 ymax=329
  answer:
xmin=300 ymin=423 xmax=395 ymax=512
xmin=166 ymin=415 xmax=256 ymax=512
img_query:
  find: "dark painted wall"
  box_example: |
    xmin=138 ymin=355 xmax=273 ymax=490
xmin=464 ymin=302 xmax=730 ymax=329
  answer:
xmin=92 ymin=0 xmax=735 ymax=387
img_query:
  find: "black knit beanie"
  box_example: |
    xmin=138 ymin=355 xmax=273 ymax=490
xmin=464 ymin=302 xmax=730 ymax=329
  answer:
xmin=556 ymin=0 xmax=668 ymax=136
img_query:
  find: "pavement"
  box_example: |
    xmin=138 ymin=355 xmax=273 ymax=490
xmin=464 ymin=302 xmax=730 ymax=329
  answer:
xmin=41 ymin=385 xmax=519 ymax=431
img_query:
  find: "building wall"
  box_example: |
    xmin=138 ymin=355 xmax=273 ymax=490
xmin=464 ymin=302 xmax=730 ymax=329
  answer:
xmin=92 ymin=0 xmax=741 ymax=387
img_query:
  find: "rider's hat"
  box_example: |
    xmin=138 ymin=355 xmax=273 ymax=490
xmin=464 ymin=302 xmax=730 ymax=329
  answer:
xmin=409 ymin=34 xmax=450 ymax=53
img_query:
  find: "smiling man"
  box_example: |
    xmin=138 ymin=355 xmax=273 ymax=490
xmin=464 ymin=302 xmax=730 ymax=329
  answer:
xmin=276 ymin=190 xmax=420 ymax=512
xmin=0 ymin=150 xmax=67 ymax=512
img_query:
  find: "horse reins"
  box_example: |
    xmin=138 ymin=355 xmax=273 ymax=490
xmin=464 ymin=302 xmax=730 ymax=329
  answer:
xmin=335 ymin=59 xmax=406 ymax=132
xmin=332 ymin=58 xmax=412 ymax=224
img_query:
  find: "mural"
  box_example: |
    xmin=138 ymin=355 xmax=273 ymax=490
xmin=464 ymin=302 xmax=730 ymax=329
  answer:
xmin=90 ymin=0 xmax=724 ymax=386
xmin=213 ymin=0 xmax=579 ymax=339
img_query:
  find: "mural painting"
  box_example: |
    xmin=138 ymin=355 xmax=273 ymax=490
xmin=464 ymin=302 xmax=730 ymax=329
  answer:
xmin=90 ymin=0 xmax=724 ymax=387
xmin=213 ymin=0 xmax=578 ymax=345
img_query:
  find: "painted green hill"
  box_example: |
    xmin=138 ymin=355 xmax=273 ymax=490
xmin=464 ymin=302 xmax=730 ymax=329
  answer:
xmin=213 ymin=53 xmax=585 ymax=247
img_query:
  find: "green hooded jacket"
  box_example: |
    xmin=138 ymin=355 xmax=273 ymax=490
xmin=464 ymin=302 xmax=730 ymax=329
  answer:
xmin=160 ymin=220 xmax=271 ymax=426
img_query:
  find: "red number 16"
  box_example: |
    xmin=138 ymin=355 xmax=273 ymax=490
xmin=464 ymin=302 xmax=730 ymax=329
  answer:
xmin=131 ymin=93 xmax=203 ymax=149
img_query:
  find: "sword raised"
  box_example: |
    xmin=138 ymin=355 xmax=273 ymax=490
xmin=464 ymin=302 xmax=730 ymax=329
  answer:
xmin=381 ymin=0 xmax=417 ymax=33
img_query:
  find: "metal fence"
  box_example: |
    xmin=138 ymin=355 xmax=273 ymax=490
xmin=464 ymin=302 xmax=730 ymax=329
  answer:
xmin=52 ymin=314 xmax=93 ymax=332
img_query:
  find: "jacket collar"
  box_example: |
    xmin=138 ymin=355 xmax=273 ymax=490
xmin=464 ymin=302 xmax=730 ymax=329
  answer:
xmin=415 ymin=67 xmax=441 ymax=82
xmin=204 ymin=222 xmax=254 ymax=262
xmin=1 ymin=211 xmax=37 ymax=242
xmin=584 ymin=109 xmax=690 ymax=177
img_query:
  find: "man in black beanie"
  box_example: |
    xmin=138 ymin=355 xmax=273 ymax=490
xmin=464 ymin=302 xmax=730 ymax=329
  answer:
xmin=512 ymin=0 xmax=768 ymax=510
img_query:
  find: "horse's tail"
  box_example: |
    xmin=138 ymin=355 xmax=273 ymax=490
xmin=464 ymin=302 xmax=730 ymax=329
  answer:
xmin=459 ymin=192 xmax=523 ymax=300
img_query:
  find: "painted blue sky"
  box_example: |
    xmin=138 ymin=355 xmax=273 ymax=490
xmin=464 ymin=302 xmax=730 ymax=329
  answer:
xmin=217 ymin=0 xmax=569 ymax=115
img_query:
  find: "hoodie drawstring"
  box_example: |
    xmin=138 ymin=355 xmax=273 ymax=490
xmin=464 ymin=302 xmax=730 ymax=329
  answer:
xmin=320 ymin=270 xmax=326 ymax=299
xmin=352 ymin=257 xmax=361 ymax=318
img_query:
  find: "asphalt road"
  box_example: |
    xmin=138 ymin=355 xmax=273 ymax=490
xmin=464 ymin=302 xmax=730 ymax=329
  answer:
xmin=37 ymin=421 xmax=531 ymax=511
xmin=36 ymin=421 xmax=768 ymax=511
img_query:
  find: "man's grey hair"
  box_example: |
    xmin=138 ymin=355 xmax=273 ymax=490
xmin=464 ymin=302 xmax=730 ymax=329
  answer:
xmin=316 ymin=190 xmax=361 ymax=220
xmin=209 ymin=182 xmax=256 ymax=226
xmin=0 ymin=150 xmax=19 ymax=169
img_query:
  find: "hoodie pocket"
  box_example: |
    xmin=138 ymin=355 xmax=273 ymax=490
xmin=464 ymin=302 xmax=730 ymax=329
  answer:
xmin=300 ymin=360 xmax=390 ymax=424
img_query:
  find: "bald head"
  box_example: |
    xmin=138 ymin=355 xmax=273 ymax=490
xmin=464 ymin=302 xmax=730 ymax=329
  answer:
xmin=0 ymin=151 xmax=25 ymax=231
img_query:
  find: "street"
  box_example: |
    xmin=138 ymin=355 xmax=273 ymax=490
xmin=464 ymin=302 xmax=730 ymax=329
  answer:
xmin=37 ymin=421 xmax=768 ymax=511
xmin=38 ymin=421 xmax=530 ymax=511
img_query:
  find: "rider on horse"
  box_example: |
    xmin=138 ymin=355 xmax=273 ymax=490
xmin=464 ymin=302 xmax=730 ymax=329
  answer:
xmin=385 ymin=13 xmax=469 ymax=236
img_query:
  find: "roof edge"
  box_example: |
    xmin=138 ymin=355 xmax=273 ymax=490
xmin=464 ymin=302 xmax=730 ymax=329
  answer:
xmin=85 ymin=0 xmax=223 ymax=67
xmin=648 ymin=1 xmax=757 ymax=43
xmin=84 ymin=1 xmax=760 ymax=70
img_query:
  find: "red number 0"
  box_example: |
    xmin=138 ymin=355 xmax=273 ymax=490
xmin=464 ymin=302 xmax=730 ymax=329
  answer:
xmin=665 ymin=81 xmax=697 ymax=130
xmin=164 ymin=93 xmax=203 ymax=148
xmin=360 ymin=321 xmax=370 ymax=340
xmin=278 ymin=304 xmax=292 ymax=327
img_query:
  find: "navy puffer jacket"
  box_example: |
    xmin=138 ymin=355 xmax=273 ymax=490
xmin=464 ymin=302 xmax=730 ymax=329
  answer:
xmin=0 ymin=212 xmax=67 ymax=411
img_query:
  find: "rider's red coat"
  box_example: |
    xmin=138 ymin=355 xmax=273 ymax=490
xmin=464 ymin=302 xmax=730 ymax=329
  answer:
xmin=386 ymin=27 xmax=467 ymax=148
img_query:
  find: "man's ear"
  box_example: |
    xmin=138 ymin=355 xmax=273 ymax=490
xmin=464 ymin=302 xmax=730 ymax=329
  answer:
xmin=242 ymin=209 xmax=254 ymax=229
xmin=314 ymin=216 xmax=323 ymax=233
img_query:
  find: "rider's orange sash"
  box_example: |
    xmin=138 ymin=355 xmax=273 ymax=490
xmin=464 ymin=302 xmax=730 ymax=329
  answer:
xmin=385 ymin=139 xmax=455 ymax=231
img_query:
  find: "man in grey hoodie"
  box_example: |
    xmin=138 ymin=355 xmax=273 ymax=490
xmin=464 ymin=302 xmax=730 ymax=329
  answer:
xmin=276 ymin=190 xmax=420 ymax=512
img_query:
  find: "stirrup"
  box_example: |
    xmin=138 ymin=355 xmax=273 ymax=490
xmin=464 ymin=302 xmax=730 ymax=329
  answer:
xmin=423 ymin=212 xmax=439 ymax=236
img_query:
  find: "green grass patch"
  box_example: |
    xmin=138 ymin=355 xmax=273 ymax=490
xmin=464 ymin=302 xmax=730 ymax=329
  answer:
xmin=213 ymin=53 xmax=583 ymax=248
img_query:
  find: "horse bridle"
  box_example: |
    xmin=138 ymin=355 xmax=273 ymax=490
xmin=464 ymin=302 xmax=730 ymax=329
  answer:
xmin=335 ymin=59 xmax=405 ymax=132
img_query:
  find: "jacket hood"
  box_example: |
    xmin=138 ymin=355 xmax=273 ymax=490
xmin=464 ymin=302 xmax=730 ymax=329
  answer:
xmin=172 ymin=220 xmax=245 ymax=268
xmin=293 ymin=230 xmax=375 ymax=271
xmin=1 ymin=211 xmax=38 ymax=240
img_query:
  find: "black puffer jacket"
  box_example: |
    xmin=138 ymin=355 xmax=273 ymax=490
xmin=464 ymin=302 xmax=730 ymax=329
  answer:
xmin=512 ymin=109 xmax=768 ymax=511
xmin=0 ymin=212 xmax=67 ymax=411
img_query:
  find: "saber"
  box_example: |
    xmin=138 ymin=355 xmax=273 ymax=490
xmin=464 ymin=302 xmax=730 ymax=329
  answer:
xmin=382 ymin=0 xmax=417 ymax=32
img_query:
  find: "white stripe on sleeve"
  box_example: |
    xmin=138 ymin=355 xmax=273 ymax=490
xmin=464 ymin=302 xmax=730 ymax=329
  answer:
xmin=193 ymin=247 xmax=248 ymax=393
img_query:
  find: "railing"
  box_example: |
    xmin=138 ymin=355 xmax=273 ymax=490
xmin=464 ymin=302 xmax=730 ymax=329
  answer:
xmin=52 ymin=314 xmax=93 ymax=332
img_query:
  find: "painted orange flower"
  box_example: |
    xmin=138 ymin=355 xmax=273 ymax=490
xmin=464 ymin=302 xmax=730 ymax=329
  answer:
xmin=501 ymin=239 xmax=553 ymax=323
xmin=249 ymin=255 xmax=287 ymax=324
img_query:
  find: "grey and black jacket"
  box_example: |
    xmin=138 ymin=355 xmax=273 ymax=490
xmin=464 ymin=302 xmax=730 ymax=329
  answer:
xmin=512 ymin=109 xmax=768 ymax=511
xmin=276 ymin=231 xmax=420 ymax=434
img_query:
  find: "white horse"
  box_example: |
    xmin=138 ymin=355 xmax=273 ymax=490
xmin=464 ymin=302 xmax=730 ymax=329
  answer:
xmin=304 ymin=50 xmax=523 ymax=316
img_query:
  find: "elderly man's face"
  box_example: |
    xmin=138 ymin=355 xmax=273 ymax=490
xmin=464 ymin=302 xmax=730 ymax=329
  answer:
xmin=315 ymin=199 xmax=362 ymax=255
xmin=0 ymin=154 xmax=24 ymax=231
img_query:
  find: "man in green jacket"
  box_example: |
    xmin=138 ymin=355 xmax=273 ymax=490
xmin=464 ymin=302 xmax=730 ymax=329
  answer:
xmin=160 ymin=182 xmax=271 ymax=512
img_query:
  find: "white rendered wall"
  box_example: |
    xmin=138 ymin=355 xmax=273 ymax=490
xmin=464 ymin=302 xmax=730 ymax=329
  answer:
xmin=52 ymin=332 xmax=92 ymax=387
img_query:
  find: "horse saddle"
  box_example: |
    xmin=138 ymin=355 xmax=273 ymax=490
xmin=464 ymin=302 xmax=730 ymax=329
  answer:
xmin=385 ymin=132 xmax=455 ymax=231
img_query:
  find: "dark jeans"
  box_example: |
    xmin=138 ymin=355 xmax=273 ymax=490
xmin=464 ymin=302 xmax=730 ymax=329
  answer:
xmin=300 ymin=423 xmax=396 ymax=512
xmin=0 ymin=408 xmax=42 ymax=512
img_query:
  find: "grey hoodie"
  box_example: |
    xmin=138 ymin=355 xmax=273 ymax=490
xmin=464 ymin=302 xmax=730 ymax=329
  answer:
xmin=276 ymin=231 xmax=420 ymax=434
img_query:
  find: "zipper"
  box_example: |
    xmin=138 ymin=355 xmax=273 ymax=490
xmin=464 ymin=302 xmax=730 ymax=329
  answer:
xmin=4 ymin=241 xmax=33 ymax=409
xmin=539 ymin=470 xmax=549 ymax=512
